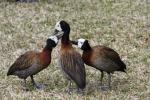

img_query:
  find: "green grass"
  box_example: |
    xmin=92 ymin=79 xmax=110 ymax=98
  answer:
xmin=0 ymin=0 xmax=150 ymax=99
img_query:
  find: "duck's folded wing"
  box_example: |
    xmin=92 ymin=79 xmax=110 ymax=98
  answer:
xmin=60 ymin=52 xmax=86 ymax=89
xmin=7 ymin=51 xmax=37 ymax=75
xmin=101 ymin=46 xmax=126 ymax=69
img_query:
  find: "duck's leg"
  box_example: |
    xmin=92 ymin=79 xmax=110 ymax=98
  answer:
xmin=30 ymin=75 xmax=44 ymax=89
xmin=30 ymin=75 xmax=37 ymax=88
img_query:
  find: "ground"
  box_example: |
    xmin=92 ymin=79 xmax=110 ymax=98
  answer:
xmin=0 ymin=0 xmax=150 ymax=99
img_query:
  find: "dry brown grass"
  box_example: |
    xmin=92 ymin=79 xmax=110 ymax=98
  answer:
xmin=0 ymin=0 xmax=150 ymax=99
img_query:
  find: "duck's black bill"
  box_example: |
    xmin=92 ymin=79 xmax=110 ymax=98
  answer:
xmin=53 ymin=29 xmax=59 ymax=35
xmin=55 ymin=33 xmax=63 ymax=39
xmin=70 ymin=40 xmax=78 ymax=45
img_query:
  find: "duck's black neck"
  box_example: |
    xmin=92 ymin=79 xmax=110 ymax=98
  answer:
xmin=61 ymin=32 xmax=70 ymax=44
xmin=82 ymin=43 xmax=92 ymax=52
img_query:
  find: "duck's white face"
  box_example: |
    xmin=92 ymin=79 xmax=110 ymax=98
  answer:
xmin=78 ymin=38 xmax=86 ymax=48
xmin=48 ymin=36 xmax=58 ymax=44
xmin=55 ymin=21 xmax=62 ymax=32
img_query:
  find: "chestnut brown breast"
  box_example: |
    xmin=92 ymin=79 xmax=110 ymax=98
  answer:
xmin=39 ymin=50 xmax=52 ymax=67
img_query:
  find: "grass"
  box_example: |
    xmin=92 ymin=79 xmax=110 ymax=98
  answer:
xmin=0 ymin=0 xmax=149 ymax=99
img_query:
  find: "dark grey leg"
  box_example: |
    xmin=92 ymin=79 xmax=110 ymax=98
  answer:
xmin=100 ymin=72 xmax=111 ymax=91
xmin=30 ymin=75 xmax=44 ymax=90
xmin=30 ymin=75 xmax=36 ymax=86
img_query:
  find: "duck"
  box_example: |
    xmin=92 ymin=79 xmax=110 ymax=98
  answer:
xmin=7 ymin=34 xmax=62 ymax=90
xmin=71 ymin=38 xmax=126 ymax=89
xmin=53 ymin=20 xmax=86 ymax=93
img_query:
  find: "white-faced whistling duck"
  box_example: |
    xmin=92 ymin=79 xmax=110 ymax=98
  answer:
xmin=71 ymin=38 xmax=126 ymax=90
xmin=53 ymin=20 xmax=86 ymax=93
xmin=7 ymin=34 xmax=62 ymax=90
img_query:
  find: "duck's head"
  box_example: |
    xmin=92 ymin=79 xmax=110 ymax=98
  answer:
xmin=46 ymin=33 xmax=63 ymax=48
xmin=71 ymin=38 xmax=91 ymax=51
xmin=53 ymin=20 xmax=70 ymax=37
